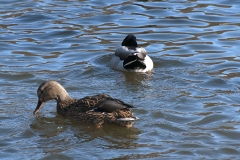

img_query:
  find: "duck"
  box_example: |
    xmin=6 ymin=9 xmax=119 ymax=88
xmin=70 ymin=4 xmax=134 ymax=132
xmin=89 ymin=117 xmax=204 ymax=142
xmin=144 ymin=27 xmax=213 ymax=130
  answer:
xmin=109 ymin=34 xmax=153 ymax=72
xmin=33 ymin=80 xmax=138 ymax=127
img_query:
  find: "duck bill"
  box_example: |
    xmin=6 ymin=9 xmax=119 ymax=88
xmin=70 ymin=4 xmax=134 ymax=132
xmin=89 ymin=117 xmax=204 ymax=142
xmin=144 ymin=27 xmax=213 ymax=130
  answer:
xmin=33 ymin=100 xmax=44 ymax=115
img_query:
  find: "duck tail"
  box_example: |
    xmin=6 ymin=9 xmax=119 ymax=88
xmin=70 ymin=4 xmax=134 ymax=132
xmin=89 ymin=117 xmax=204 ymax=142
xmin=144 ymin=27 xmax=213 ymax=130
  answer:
xmin=117 ymin=117 xmax=139 ymax=121
xmin=123 ymin=54 xmax=146 ymax=70
xmin=116 ymin=116 xmax=139 ymax=127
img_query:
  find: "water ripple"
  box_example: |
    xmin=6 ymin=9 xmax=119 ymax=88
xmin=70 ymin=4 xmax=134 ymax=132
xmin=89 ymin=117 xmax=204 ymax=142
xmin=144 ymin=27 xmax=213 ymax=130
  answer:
xmin=1 ymin=0 xmax=240 ymax=159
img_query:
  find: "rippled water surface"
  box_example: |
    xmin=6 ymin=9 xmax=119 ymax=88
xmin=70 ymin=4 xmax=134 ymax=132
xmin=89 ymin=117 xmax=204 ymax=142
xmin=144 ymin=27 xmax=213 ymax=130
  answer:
xmin=1 ymin=0 xmax=240 ymax=159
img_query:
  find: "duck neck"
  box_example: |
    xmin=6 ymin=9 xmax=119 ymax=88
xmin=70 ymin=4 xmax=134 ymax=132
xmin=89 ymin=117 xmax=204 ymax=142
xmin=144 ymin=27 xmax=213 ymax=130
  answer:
xmin=54 ymin=88 xmax=72 ymax=101
xmin=56 ymin=94 xmax=75 ymax=116
xmin=55 ymin=87 xmax=73 ymax=105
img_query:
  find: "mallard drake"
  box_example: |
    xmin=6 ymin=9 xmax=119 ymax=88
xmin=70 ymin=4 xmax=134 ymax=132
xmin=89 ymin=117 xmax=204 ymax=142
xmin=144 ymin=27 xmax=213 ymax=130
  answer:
xmin=109 ymin=34 xmax=153 ymax=72
xmin=33 ymin=81 xmax=138 ymax=127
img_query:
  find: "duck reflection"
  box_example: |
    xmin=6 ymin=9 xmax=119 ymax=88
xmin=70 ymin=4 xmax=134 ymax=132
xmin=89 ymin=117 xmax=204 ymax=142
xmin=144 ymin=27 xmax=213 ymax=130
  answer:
xmin=30 ymin=114 xmax=70 ymax=138
xmin=30 ymin=116 xmax=141 ymax=150
xmin=123 ymin=72 xmax=153 ymax=85
xmin=71 ymin=121 xmax=141 ymax=149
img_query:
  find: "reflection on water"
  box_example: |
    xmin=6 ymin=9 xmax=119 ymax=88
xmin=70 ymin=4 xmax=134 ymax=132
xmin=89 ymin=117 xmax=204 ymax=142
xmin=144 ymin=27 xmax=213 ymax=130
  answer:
xmin=1 ymin=0 xmax=240 ymax=159
xmin=30 ymin=116 xmax=141 ymax=159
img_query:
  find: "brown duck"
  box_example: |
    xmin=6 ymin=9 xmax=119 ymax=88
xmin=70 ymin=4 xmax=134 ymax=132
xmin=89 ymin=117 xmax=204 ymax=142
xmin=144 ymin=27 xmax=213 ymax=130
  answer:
xmin=33 ymin=80 xmax=138 ymax=127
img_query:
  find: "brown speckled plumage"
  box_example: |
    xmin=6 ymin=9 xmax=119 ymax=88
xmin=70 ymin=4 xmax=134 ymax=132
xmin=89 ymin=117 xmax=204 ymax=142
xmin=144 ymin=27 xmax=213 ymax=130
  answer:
xmin=33 ymin=81 xmax=138 ymax=127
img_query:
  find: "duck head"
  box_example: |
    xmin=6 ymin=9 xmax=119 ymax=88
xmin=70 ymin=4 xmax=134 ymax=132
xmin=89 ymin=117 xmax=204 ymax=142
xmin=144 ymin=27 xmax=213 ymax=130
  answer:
xmin=33 ymin=81 xmax=71 ymax=115
xmin=121 ymin=34 xmax=138 ymax=47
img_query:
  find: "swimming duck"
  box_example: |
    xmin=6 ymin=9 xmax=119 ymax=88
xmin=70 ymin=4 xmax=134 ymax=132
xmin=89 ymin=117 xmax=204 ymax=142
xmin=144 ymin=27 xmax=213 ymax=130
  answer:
xmin=109 ymin=34 xmax=153 ymax=72
xmin=33 ymin=81 xmax=138 ymax=127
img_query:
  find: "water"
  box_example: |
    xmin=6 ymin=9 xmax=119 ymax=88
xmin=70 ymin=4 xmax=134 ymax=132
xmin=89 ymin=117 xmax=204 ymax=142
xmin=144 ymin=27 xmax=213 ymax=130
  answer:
xmin=1 ymin=0 xmax=240 ymax=159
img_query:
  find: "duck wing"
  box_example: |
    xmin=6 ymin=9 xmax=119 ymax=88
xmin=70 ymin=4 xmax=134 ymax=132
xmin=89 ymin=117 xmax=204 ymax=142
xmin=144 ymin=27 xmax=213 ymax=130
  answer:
xmin=77 ymin=94 xmax=135 ymax=113
xmin=115 ymin=46 xmax=134 ymax=60
xmin=77 ymin=94 xmax=111 ymax=112
xmin=95 ymin=98 xmax=135 ymax=113
xmin=123 ymin=54 xmax=146 ymax=70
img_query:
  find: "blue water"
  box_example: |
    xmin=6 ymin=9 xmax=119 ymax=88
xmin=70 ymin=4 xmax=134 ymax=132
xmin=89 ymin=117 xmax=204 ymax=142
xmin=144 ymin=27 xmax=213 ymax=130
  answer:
xmin=1 ymin=0 xmax=240 ymax=159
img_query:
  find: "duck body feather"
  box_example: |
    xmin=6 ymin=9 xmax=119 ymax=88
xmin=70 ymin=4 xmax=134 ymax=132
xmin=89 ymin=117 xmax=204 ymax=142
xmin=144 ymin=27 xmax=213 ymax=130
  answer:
xmin=110 ymin=46 xmax=153 ymax=72
xmin=34 ymin=81 xmax=138 ymax=127
xmin=109 ymin=34 xmax=153 ymax=72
